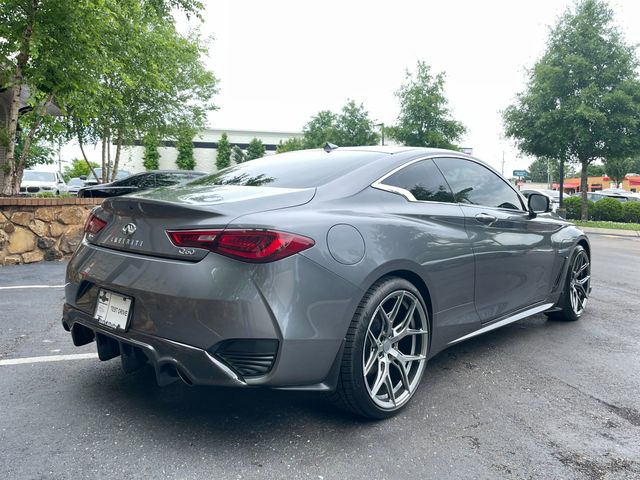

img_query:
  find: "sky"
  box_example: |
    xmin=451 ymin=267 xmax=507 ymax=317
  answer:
xmin=182 ymin=0 xmax=640 ymax=174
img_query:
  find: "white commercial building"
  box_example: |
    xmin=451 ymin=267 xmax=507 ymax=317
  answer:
xmin=60 ymin=128 xmax=303 ymax=175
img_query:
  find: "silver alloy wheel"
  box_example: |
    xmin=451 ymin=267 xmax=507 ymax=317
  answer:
xmin=362 ymin=290 xmax=429 ymax=410
xmin=569 ymin=249 xmax=590 ymax=316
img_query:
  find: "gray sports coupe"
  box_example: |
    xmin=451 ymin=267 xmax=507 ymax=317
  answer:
xmin=62 ymin=146 xmax=591 ymax=419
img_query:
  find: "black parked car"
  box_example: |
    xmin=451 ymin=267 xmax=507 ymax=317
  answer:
xmin=78 ymin=170 xmax=207 ymax=198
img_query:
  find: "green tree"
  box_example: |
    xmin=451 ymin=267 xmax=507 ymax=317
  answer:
xmin=527 ymin=157 xmax=577 ymax=183
xmin=587 ymin=164 xmax=605 ymax=177
xmin=216 ymin=132 xmax=231 ymax=170
xmin=333 ymin=100 xmax=379 ymax=146
xmin=143 ymin=133 xmax=161 ymax=170
xmin=527 ymin=158 xmax=554 ymax=183
xmin=175 ymin=130 xmax=196 ymax=170
xmin=276 ymin=137 xmax=305 ymax=153
xmin=504 ymin=0 xmax=640 ymax=219
xmin=302 ymin=100 xmax=379 ymax=148
xmin=62 ymin=159 xmax=100 ymax=182
xmin=231 ymin=145 xmax=246 ymax=163
xmin=0 ymin=0 xmax=214 ymax=194
xmin=302 ymin=110 xmax=337 ymax=148
xmin=387 ymin=61 xmax=466 ymax=149
xmin=246 ymin=138 xmax=266 ymax=160
xmin=67 ymin=3 xmax=217 ymax=182
xmin=604 ymin=157 xmax=632 ymax=186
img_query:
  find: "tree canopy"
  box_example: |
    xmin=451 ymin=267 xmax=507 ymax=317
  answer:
xmin=246 ymin=138 xmax=266 ymax=160
xmin=63 ymin=159 xmax=100 ymax=182
xmin=386 ymin=61 xmax=466 ymax=149
xmin=527 ymin=157 xmax=578 ymax=183
xmin=0 ymin=0 xmax=216 ymax=193
xmin=276 ymin=137 xmax=305 ymax=153
xmin=302 ymin=100 xmax=379 ymax=148
xmin=504 ymin=0 xmax=640 ymax=218
xmin=604 ymin=157 xmax=633 ymax=186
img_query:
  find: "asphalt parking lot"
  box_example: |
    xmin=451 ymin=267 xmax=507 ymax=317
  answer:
xmin=1 ymin=234 xmax=639 ymax=480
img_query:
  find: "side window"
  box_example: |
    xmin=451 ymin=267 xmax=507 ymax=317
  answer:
xmin=380 ymin=159 xmax=455 ymax=203
xmin=434 ymin=158 xmax=524 ymax=210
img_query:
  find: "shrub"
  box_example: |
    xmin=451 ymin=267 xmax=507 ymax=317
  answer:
xmin=563 ymin=196 xmax=592 ymax=219
xmin=622 ymin=201 xmax=640 ymax=223
xmin=216 ymin=133 xmax=231 ymax=170
xmin=143 ymin=134 xmax=160 ymax=170
xmin=175 ymin=131 xmax=196 ymax=170
xmin=591 ymin=197 xmax=624 ymax=222
xmin=246 ymin=138 xmax=265 ymax=160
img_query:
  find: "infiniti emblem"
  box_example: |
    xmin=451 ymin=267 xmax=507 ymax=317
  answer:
xmin=122 ymin=223 xmax=137 ymax=235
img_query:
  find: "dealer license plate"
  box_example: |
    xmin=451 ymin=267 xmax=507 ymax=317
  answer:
xmin=94 ymin=289 xmax=133 ymax=331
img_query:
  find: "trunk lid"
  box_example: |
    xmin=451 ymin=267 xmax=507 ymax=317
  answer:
xmin=91 ymin=184 xmax=316 ymax=260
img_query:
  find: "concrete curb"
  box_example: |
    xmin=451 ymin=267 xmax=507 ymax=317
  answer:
xmin=579 ymin=226 xmax=640 ymax=237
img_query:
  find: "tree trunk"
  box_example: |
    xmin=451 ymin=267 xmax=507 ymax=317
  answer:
xmin=1 ymin=82 xmax=23 ymax=196
xmin=111 ymin=135 xmax=122 ymax=182
xmin=580 ymin=161 xmax=589 ymax=220
xmin=0 ymin=0 xmax=39 ymax=196
xmin=10 ymin=93 xmax=55 ymax=194
xmin=101 ymin=134 xmax=107 ymax=183
xmin=106 ymin=133 xmax=111 ymax=182
xmin=76 ymin=129 xmax=100 ymax=182
xmin=558 ymin=159 xmax=565 ymax=207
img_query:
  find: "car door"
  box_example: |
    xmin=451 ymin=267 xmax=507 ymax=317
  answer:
xmin=374 ymin=158 xmax=480 ymax=347
xmin=434 ymin=157 xmax=560 ymax=323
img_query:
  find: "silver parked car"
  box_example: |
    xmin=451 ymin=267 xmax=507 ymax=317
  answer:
xmin=62 ymin=147 xmax=591 ymax=419
xmin=66 ymin=177 xmax=88 ymax=195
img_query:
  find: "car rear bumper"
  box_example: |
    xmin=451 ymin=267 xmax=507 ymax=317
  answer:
xmin=63 ymin=305 xmax=245 ymax=386
xmin=62 ymin=240 xmax=361 ymax=390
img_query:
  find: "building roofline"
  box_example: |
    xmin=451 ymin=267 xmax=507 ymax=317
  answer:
xmin=201 ymin=127 xmax=303 ymax=136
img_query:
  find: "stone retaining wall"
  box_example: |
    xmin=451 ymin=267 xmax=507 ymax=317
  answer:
xmin=0 ymin=198 xmax=104 ymax=265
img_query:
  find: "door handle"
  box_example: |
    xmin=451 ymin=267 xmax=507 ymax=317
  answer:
xmin=475 ymin=213 xmax=497 ymax=225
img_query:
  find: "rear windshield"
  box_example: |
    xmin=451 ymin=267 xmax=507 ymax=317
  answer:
xmin=189 ymin=150 xmax=383 ymax=189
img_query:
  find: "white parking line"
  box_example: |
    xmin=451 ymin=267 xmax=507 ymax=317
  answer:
xmin=0 ymin=353 xmax=98 ymax=366
xmin=0 ymin=285 xmax=65 ymax=290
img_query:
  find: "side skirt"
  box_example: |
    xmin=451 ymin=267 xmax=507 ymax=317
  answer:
xmin=447 ymin=302 xmax=554 ymax=346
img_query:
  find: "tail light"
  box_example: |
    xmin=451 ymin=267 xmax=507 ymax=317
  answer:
xmin=84 ymin=212 xmax=107 ymax=235
xmin=166 ymin=229 xmax=315 ymax=263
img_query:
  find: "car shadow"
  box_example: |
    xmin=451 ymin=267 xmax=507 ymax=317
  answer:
xmin=72 ymin=313 xmax=575 ymax=437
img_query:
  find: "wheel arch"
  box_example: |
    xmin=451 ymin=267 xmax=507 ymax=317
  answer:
xmin=576 ymin=237 xmax=590 ymax=259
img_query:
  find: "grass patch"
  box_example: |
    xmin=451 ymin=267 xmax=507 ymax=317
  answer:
xmin=573 ymin=220 xmax=640 ymax=231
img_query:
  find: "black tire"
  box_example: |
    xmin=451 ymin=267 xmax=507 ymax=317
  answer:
xmin=330 ymin=276 xmax=430 ymax=419
xmin=547 ymin=245 xmax=590 ymax=322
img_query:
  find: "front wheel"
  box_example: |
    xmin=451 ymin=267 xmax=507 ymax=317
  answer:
xmin=330 ymin=277 xmax=430 ymax=419
xmin=547 ymin=245 xmax=590 ymax=322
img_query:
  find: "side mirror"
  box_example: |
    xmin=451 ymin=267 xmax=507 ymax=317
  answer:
xmin=528 ymin=193 xmax=551 ymax=217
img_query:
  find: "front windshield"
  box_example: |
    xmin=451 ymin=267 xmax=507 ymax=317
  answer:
xmin=23 ymin=171 xmax=55 ymax=182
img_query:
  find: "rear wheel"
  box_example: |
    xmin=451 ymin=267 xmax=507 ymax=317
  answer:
xmin=547 ymin=245 xmax=590 ymax=322
xmin=330 ymin=277 xmax=429 ymax=419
